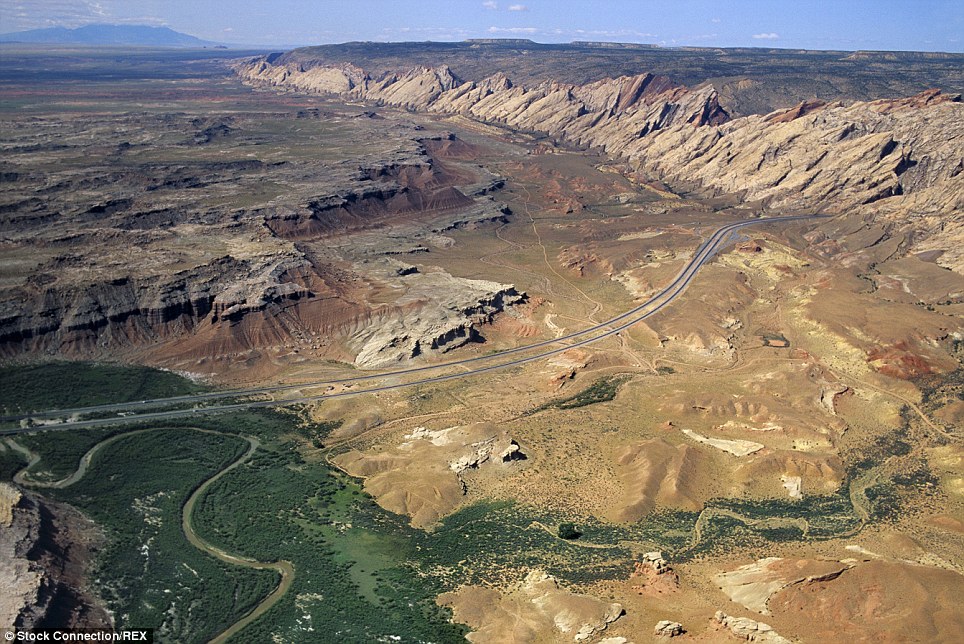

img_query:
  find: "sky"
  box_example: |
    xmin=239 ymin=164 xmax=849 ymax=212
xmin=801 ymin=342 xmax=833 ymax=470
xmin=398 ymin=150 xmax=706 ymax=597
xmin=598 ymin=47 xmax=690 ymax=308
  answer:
xmin=1 ymin=0 xmax=961 ymax=52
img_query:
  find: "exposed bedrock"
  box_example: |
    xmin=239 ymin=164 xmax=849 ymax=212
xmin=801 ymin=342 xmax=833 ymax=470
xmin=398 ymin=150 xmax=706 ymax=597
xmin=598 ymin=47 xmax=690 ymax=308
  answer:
xmin=0 ymin=120 xmax=523 ymax=366
xmin=0 ymin=483 xmax=110 ymax=630
xmin=0 ymin=255 xmax=312 ymax=357
xmin=0 ymin=246 xmax=525 ymax=369
xmin=237 ymin=57 xmax=964 ymax=273
xmin=349 ymin=274 xmax=526 ymax=368
xmin=263 ymin=183 xmax=474 ymax=240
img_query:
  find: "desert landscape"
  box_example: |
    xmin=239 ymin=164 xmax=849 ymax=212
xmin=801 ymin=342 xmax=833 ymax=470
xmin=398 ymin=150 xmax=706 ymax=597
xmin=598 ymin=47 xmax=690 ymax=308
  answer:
xmin=1 ymin=28 xmax=962 ymax=644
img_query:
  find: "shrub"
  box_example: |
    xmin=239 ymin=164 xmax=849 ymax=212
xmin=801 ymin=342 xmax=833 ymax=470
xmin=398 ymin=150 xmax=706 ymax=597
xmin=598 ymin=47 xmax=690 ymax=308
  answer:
xmin=558 ymin=523 xmax=581 ymax=540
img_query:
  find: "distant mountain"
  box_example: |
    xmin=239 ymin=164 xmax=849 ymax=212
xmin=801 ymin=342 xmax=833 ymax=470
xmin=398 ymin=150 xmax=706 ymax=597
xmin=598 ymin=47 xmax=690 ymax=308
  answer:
xmin=0 ymin=24 xmax=222 ymax=48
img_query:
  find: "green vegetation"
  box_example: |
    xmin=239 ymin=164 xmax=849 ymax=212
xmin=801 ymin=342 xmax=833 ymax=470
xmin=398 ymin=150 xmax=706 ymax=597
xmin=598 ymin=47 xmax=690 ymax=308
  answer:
xmin=14 ymin=427 xmax=118 ymax=481
xmin=558 ymin=522 xmax=581 ymax=539
xmin=530 ymin=375 xmax=630 ymax=414
xmin=47 ymin=429 xmax=277 ymax=643
xmin=412 ymin=502 xmax=702 ymax=587
xmin=710 ymin=492 xmax=862 ymax=540
xmin=865 ymin=483 xmax=902 ymax=522
xmin=0 ymin=362 xmax=203 ymax=413
xmin=846 ymin=422 xmax=913 ymax=475
xmin=918 ymin=367 xmax=963 ymax=431
xmin=0 ymin=361 xmax=886 ymax=643
xmin=760 ymin=332 xmax=790 ymax=347
xmin=191 ymin=423 xmax=467 ymax=643
xmin=0 ymin=442 xmax=27 ymax=480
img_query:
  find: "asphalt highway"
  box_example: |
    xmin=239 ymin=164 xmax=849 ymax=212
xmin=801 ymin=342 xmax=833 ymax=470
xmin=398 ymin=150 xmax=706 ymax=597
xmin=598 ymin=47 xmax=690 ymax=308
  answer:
xmin=0 ymin=214 xmax=825 ymax=434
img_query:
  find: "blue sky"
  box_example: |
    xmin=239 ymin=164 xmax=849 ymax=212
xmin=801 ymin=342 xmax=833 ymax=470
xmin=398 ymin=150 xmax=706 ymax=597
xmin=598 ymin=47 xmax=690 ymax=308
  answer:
xmin=1 ymin=1 xmax=961 ymax=51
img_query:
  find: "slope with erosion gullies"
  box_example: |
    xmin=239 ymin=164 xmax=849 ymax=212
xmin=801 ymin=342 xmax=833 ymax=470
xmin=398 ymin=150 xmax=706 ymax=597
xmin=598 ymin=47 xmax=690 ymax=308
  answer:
xmin=0 ymin=247 xmax=350 ymax=359
xmin=237 ymin=55 xmax=964 ymax=277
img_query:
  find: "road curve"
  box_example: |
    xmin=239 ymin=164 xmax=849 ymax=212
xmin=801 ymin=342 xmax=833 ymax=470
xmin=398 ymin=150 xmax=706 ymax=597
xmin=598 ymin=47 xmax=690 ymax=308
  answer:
xmin=1 ymin=215 xmax=826 ymax=432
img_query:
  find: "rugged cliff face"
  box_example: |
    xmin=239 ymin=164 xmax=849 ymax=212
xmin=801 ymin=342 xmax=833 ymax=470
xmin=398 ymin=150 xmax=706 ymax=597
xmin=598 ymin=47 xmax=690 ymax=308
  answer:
xmin=236 ymin=58 xmax=964 ymax=273
xmin=0 ymin=251 xmax=321 ymax=357
xmin=0 ymin=483 xmax=109 ymax=629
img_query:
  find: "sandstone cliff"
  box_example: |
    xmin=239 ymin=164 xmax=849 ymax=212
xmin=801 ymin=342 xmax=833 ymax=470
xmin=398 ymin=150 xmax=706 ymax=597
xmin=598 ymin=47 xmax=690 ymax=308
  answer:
xmin=236 ymin=58 xmax=964 ymax=273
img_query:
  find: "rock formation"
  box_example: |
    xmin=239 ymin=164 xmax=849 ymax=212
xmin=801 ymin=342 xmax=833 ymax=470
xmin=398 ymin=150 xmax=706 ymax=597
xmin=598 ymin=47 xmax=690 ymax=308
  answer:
xmin=349 ymin=273 xmax=525 ymax=368
xmin=438 ymin=569 xmax=624 ymax=642
xmin=714 ymin=611 xmax=790 ymax=643
xmin=681 ymin=428 xmax=765 ymax=457
xmin=333 ymin=424 xmax=528 ymax=527
xmin=630 ymin=551 xmax=680 ymax=596
xmin=236 ymin=57 xmax=964 ymax=273
xmin=0 ymin=483 xmax=109 ymax=629
xmin=766 ymin=559 xmax=964 ymax=643
xmin=716 ymin=557 xmax=849 ymax=615
xmin=0 ymin=101 xmax=525 ymax=370
xmin=654 ymin=620 xmax=684 ymax=637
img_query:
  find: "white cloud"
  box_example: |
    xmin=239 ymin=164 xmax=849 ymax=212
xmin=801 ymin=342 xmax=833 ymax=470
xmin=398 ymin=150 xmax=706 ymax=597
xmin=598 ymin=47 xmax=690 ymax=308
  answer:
xmin=573 ymin=28 xmax=657 ymax=39
xmin=482 ymin=1 xmax=498 ymax=9
xmin=711 ymin=17 xmax=721 ymax=23
xmin=487 ymin=26 xmax=537 ymax=34
xmin=508 ymin=4 xmax=528 ymax=11
xmin=752 ymin=32 xmax=780 ymax=40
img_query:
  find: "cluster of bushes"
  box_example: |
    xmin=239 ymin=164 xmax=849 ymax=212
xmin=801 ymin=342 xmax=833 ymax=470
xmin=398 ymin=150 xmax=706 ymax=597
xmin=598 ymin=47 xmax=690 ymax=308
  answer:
xmin=529 ymin=375 xmax=631 ymax=415
xmin=48 ymin=429 xmax=276 ymax=643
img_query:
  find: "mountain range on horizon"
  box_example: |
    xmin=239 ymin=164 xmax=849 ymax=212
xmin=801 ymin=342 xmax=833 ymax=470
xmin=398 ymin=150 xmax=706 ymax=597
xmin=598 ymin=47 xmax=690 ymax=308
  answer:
xmin=0 ymin=24 xmax=224 ymax=48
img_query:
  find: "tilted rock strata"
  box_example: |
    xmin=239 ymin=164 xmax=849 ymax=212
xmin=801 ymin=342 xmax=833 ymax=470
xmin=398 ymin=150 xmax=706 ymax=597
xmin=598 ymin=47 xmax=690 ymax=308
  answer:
xmin=716 ymin=557 xmax=850 ymax=615
xmin=237 ymin=58 xmax=964 ymax=272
